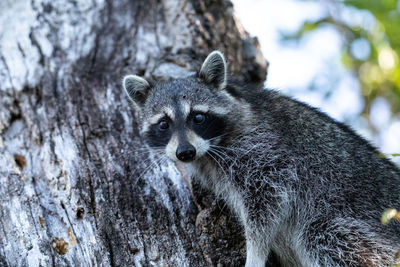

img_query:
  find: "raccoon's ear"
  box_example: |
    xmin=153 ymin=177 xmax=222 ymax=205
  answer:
xmin=123 ymin=75 xmax=151 ymax=110
xmin=199 ymin=51 xmax=227 ymax=90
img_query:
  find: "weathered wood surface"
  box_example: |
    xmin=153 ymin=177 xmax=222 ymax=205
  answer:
xmin=0 ymin=0 xmax=267 ymax=266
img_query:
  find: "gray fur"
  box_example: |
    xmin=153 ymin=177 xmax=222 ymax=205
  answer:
xmin=123 ymin=51 xmax=400 ymax=266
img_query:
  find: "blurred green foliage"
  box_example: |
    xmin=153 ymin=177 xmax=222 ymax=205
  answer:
xmin=381 ymin=208 xmax=400 ymax=224
xmin=283 ymin=0 xmax=400 ymax=126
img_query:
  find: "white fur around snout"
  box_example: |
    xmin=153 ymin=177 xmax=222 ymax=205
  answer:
xmin=165 ymin=130 xmax=209 ymax=163
xmin=186 ymin=130 xmax=209 ymax=159
xmin=165 ymin=134 xmax=179 ymax=161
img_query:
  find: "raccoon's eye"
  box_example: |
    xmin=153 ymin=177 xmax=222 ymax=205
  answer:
xmin=158 ymin=120 xmax=169 ymax=130
xmin=193 ymin=113 xmax=206 ymax=124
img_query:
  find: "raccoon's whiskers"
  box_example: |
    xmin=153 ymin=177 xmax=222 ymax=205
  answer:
xmin=207 ymin=148 xmax=235 ymax=182
xmin=208 ymin=145 xmax=232 ymax=159
xmin=131 ymin=154 xmax=169 ymax=187
xmin=209 ymin=144 xmax=249 ymax=155
xmin=206 ymin=150 xmax=230 ymax=178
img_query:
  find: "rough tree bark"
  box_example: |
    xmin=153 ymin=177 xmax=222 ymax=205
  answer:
xmin=0 ymin=0 xmax=268 ymax=266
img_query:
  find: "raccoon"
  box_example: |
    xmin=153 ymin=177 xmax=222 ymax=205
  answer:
xmin=123 ymin=51 xmax=400 ymax=266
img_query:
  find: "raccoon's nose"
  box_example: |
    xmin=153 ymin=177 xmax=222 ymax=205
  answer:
xmin=176 ymin=144 xmax=196 ymax=162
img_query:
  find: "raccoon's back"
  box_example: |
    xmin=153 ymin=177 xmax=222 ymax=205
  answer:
xmin=227 ymin=83 xmax=400 ymax=218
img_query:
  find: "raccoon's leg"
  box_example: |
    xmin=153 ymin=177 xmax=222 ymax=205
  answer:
xmin=244 ymin=226 xmax=270 ymax=267
xmin=245 ymin=238 xmax=268 ymax=267
xmin=243 ymin=210 xmax=281 ymax=266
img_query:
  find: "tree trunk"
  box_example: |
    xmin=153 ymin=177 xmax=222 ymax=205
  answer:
xmin=0 ymin=0 xmax=268 ymax=266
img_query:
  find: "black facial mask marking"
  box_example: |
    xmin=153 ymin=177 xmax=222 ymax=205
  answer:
xmin=188 ymin=112 xmax=227 ymax=141
xmin=145 ymin=117 xmax=173 ymax=148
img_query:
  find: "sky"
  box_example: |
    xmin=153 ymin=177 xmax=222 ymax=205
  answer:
xmin=232 ymin=0 xmax=400 ymax=163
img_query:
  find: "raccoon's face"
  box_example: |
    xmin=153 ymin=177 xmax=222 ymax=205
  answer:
xmin=141 ymin=78 xmax=234 ymax=162
xmin=123 ymin=51 xmax=237 ymax=163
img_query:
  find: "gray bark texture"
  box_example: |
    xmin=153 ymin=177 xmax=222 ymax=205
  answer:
xmin=0 ymin=0 xmax=268 ymax=266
